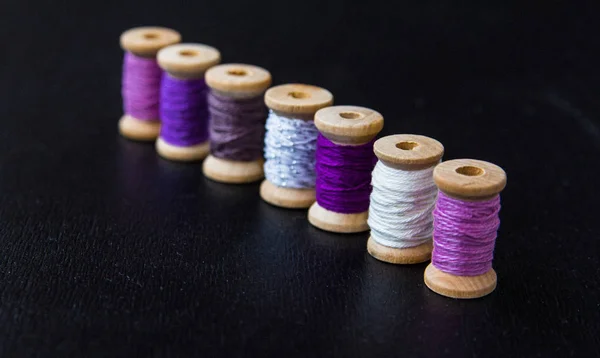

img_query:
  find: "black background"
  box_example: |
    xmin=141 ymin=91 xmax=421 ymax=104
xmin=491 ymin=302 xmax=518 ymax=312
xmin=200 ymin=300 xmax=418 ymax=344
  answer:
xmin=1 ymin=0 xmax=599 ymax=356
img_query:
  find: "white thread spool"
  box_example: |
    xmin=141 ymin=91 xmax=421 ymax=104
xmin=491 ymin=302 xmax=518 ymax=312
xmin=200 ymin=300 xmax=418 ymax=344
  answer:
xmin=367 ymin=134 xmax=444 ymax=264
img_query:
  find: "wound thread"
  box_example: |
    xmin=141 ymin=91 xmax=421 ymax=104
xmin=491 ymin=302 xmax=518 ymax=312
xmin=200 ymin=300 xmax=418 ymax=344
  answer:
xmin=432 ymin=191 xmax=501 ymax=276
xmin=208 ymin=92 xmax=267 ymax=161
xmin=368 ymin=161 xmax=438 ymax=248
xmin=159 ymin=74 xmax=210 ymax=146
xmin=122 ymin=52 xmax=162 ymax=120
xmin=315 ymin=135 xmax=377 ymax=214
xmin=263 ymin=111 xmax=320 ymax=188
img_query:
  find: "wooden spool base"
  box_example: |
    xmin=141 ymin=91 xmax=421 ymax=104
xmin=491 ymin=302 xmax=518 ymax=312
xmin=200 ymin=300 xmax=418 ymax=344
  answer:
xmin=203 ymin=155 xmax=264 ymax=183
xmin=367 ymin=237 xmax=432 ymax=264
xmin=259 ymin=180 xmax=315 ymax=209
xmin=308 ymin=202 xmax=369 ymax=233
xmin=156 ymin=137 xmax=210 ymax=162
xmin=424 ymin=264 xmax=497 ymax=299
xmin=118 ymin=115 xmax=160 ymax=141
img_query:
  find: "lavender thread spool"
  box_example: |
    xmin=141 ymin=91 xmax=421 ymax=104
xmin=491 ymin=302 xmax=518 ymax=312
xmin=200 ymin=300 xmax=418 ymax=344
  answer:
xmin=260 ymin=84 xmax=333 ymax=209
xmin=308 ymin=106 xmax=384 ymax=233
xmin=155 ymin=43 xmax=221 ymax=161
xmin=118 ymin=27 xmax=181 ymax=141
xmin=202 ymin=64 xmax=272 ymax=183
xmin=424 ymin=159 xmax=507 ymax=299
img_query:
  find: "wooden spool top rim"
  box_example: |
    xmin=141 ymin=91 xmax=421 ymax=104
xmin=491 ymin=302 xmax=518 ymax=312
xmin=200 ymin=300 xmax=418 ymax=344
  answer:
xmin=433 ymin=159 xmax=507 ymax=199
xmin=374 ymin=134 xmax=444 ymax=166
xmin=314 ymin=105 xmax=384 ymax=144
xmin=157 ymin=43 xmax=221 ymax=76
xmin=264 ymin=84 xmax=333 ymax=114
xmin=120 ymin=27 xmax=181 ymax=57
xmin=205 ymin=64 xmax=272 ymax=94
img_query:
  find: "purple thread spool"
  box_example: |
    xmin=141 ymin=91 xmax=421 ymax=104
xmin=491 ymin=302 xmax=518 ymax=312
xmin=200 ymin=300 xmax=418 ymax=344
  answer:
xmin=203 ymin=64 xmax=272 ymax=183
xmin=259 ymin=84 xmax=334 ymax=209
xmin=308 ymin=106 xmax=384 ymax=233
xmin=425 ymin=159 xmax=507 ymax=299
xmin=118 ymin=27 xmax=181 ymax=141
xmin=155 ymin=43 xmax=221 ymax=161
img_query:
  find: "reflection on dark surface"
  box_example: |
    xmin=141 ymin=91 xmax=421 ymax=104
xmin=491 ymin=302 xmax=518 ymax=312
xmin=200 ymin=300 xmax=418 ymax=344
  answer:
xmin=116 ymin=136 xmax=208 ymax=214
xmin=204 ymin=200 xmax=370 ymax=354
xmin=115 ymin=137 xmax=211 ymax=252
xmin=420 ymin=286 xmax=493 ymax=356
xmin=115 ymin=137 xmax=159 ymax=205
xmin=203 ymin=177 xmax=262 ymax=208
xmin=348 ymin=256 xmax=432 ymax=355
xmin=306 ymin=223 xmax=368 ymax=251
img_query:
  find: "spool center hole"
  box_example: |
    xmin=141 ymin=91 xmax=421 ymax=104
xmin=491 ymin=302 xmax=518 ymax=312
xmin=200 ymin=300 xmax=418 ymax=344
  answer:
xmin=396 ymin=141 xmax=419 ymax=150
xmin=227 ymin=69 xmax=247 ymax=76
xmin=288 ymin=91 xmax=309 ymax=99
xmin=456 ymin=166 xmax=484 ymax=176
xmin=179 ymin=50 xmax=198 ymax=57
xmin=143 ymin=33 xmax=159 ymax=40
xmin=339 ymin=111 xmax=363 ymax=120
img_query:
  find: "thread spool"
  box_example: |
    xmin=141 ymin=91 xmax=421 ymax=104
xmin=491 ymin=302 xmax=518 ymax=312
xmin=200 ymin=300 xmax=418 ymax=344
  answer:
xmin=308 ymin=106 xmax=384 ymax=233
xmin=424 ymin=159 xmax=507 ymax=299
xmin=202 ymin=64 xmax=272 ymax=183
xmin=367 ymin=134 xmax=444 ymax=264
xmin=119 ymin=27 xmax=181 ymax=141
xmin=155 ymin=43 xmax=221 ymax=161
xmin=260 ymin=84 xmax=333 ymax=208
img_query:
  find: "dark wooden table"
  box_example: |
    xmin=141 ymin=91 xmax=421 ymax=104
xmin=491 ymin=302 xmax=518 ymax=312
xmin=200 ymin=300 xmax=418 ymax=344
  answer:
xmin=1 ymin=1 xmax=598 ymax=356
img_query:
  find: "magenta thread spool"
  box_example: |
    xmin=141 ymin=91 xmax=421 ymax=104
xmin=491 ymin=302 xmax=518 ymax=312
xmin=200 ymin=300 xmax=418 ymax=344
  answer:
xmin=307 ymin=106 xmax=384 ymax=233
xmin=118 ymin=27 xmax=181 ymax=141
xmin=424 ymin=159 xmax=507 ymax=299
xmin=155 ymin=43 xmax=221 ymax=161
xmin=203 ymin=64 xmax=272 ymax=183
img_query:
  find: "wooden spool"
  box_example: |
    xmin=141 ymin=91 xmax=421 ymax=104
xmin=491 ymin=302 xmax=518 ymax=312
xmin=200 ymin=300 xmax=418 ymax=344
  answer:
xmin=155 ymin=43 xmax=221 ymax=161
xmin=118 ymin=27 xmax=181 ymax=141
xmin=307 ymin=105 xmax=384 ymax=233
xmin=202 ymin=64 xmax=272 ymax=183
xmin=259 ymin=84 xmax=333 ymax=208
xmin=367 ymin=134 xmax=444 ymax=264
xmin=424 ymin=158 xmax=507 ymax=299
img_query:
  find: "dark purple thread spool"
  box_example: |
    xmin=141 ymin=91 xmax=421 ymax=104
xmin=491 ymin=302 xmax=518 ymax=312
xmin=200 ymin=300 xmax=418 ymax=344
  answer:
xmin=308 ymin=106 xmax=384 ymax=234
xmin=203 ymin=64 xmax=272 ymax=183
xmin=424 ymin=159 xmax=507 ymax=299
xmin=118 ymin=27 xmax=181 ymax=141
xmin=155 ymin=43 xmax=221 ymax=162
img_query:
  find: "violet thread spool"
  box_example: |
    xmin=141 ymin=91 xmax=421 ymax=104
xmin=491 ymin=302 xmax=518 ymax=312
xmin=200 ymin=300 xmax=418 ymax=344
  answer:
xmin=424 ymin=159 xmax=507 ymax=299
xmin=308 ymin=106 xmax=384 ymax=233
xmin=119 ymin=27 xmax=181 ymax=141
xmin=260 ymin=84 xmax=334 ymax=208
xmin=367 ymin=134 xmax=444 ymax=264
xmin=156 ymin=43 xmax=221 ymax=161
xmin=203 ymin=64 xmax=272 ymax=183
